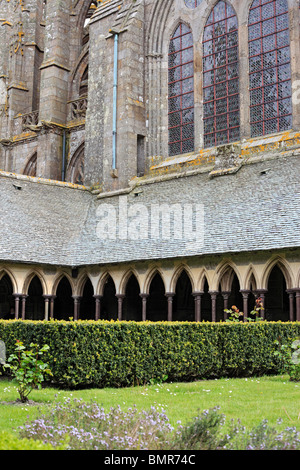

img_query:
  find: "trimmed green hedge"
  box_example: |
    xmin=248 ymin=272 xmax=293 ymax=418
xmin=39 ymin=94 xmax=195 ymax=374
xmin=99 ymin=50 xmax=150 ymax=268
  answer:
xmin=0 ymin=320 xmax=299 ymax=389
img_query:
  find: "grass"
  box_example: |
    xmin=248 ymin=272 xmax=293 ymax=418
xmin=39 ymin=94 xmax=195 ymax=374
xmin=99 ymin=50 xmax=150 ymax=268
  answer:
xmin=0 ymin=374 xmax=299 ymax=437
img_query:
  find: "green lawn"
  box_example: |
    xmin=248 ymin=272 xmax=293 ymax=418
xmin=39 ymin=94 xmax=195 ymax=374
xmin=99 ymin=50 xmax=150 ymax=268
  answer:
xmin=1 ymin=374 xmax=299 ymax=437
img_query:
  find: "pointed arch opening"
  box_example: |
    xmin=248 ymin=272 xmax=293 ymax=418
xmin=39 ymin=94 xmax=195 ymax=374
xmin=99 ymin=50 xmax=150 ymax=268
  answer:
xmin=0 ymin=273 xmax=14 ymax=319
xmin=123 ymin=274 xmax=142 ymax=321
xmin=80 ymin=277 xmax=94 ymax=320
xmin=24 ymin=152 xmax=37 ymax=177
xmin=203 ymin=0 xmax=240 ymax=148
xmin=202 ymin=277 xmax=212 ymax=321
xmin=148 ymin=273 xmax=167 ymax=322
xmin=266 ymin=265 xmax=289 ymax=321
xmin=102 ymin=275 xmax=118 ymax=321
xmin=173 ymin=270 xmax=194 ymax=321
xmin=26 ymin=275 xmax=44 ymax=321
xmin=228 ymin=273 xmax=243 ymax=315
xmin=168 ymin=23 xmax=195 ymax=156
xmin=54 ymin=276 xmax=73 ymax=321
xmin=66 ymin=143 xmax=85 ymax=185
xmin=248 ymin=0 xmax=292 ymax=137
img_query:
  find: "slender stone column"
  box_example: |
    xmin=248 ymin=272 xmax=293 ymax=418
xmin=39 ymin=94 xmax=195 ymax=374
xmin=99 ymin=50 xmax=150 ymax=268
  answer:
xmin=21 ymin=295 xmax=28 ymax=320
xmin=192 ymin=292 xmax=203 ymax=322
xmin=295 ymin=289 xmax=300 ymax=322
xmin=165 ymin=293 xmax=175 ymax=322
xmin=93 ymin=295 xmax=103 ymax=321
xmin=116 ymin=294 xmax=125 ymax=321
xmin=240 ymin=290 xmax=251 ymax=321
xmin=286 ymin=290 xmax=295 ymax=322
xmin=72 ymin=296 xmax=82 ymax=321
xmin=209 ymin=291 xmax=218 ymax=322
xmin=49 ymin=296 xmax=56 ymax=319
xmin=221 ymin=291 xmax=231 ymax=312
xmin=13 ymin=294 xmax=22 ymax=320
xmin=140 ymin=294 xmax=149 ymax=322
xmin=43 ymin=295 xmax=51 ymax=321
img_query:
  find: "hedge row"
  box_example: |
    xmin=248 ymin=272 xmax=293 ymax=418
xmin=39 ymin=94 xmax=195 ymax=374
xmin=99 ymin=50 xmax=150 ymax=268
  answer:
xmin=1 ymin=320 xmax=299 ymax=389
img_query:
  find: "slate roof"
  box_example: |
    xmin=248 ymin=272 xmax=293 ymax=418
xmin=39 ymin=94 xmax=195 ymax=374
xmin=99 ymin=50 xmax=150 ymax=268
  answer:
xmin=0 ymin=151 xmax=299 ymax=267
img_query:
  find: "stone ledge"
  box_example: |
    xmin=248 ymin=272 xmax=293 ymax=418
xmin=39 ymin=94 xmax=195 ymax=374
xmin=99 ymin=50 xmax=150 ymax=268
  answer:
xmin=0 ymin=170 xmax=88 ymax=191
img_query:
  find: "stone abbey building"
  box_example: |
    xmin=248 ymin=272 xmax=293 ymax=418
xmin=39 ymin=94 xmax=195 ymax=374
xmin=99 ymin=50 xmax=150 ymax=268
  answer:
xmin=0 ymin=0 xmax=300 ymax=323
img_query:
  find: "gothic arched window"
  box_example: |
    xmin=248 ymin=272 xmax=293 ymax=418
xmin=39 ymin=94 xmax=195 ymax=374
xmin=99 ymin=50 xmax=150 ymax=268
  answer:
xmin=66 ymin=143 xmax=84 ymax=185
xmin=168 ymin=23 xmax=195 ymax=156
xmin=24 ymin=152 xmax=37 ymax=177
xmin=203 ymin=1 xmax=240 ymax=148
xmin=248 ymin=0 xmax=292 ymax=137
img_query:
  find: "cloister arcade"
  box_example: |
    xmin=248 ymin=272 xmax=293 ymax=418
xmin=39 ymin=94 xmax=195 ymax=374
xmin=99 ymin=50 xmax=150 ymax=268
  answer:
xmin=0 ymin=255 xmax=299 ymax=323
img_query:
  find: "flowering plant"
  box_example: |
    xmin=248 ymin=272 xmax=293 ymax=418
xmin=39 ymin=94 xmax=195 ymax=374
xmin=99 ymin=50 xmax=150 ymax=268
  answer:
xmin=224 ymin=305 xmax=243 ymax=322
xmin=247 ymin=297 xmax=264 ymax=322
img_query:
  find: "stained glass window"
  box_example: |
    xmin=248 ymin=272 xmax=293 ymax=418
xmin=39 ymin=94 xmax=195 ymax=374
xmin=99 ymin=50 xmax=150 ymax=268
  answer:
xmin=248 ymin=0 xmax=292 ymax=137
xmin=168 ymin=23 xmax=194 ymax=156
xmin=184 ymin=0 xmax=202 ymax=8
xmin=202 ymin=1 xmax=240 ymax=148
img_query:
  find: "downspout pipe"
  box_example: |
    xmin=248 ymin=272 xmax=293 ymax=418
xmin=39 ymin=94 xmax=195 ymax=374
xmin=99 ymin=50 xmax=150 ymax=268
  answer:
xmin=112 ymin=32 xmax=119 ymax=171
xmin=62 ymin=128 xmax=66 ymax=182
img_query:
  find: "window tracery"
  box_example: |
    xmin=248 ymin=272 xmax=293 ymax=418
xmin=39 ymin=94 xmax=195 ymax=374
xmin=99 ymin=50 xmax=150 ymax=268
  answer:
xmin=202 ymin=1 xmax=240 ymax=148
xmin=184 ymin=0 xmax=202 ymax=8
xmin=248 ymin=0 xmax=292 ymax=137
xmin=168 ymin=23 xmax=195 ymax=156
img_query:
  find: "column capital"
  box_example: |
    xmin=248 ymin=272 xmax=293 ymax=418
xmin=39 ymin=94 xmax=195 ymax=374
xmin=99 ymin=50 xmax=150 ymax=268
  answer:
xmin=209 ymin=290 xmax=218 ymax=298
xmin=165 ymin=292 xmax=175 ymax=298
xmin=192 ymin=291 xmax=204 ymax=297
xmin=139 ymin=293 xmax=149 ymax=300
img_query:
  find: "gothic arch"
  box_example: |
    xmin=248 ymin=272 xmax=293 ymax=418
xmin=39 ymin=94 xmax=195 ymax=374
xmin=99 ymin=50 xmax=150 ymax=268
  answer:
xmin=66 ymin=142 xmax=85 ymax=185
xmin=170 ymin=264 xmax=195 ymax=293
xmin=168 ymin=21 xmax=195 ymax=156
xmin=146 ymin=0 xmax=175 ymax=158
xmin=244 ymin=265 xmax=259 ymax=291
xmin=22 ymin=271 xmax=46 ymax=296
xmin=119 ymin=269 xmax=141 ymax=296
xmin=96 ymin=271 xmax=116 ymax=296
xmin=214 ymin=260 xmax=242 ymax=292
xmin=0 ymin=268 xmax=17 ymax=293
xmin=52 ymin=272 xmax=75 ymax=297
xmin=201 ymin=0 xmax=239 ymax=34
xmin=147 ymin=0 xmax=174 ymax=56
xmin=23 ymin=152 xmax=37 ymax=177
xmin=69 ymin=46 xmax=89 ymax=101
xmin=202 ymin=0 xmax=240 ymax=147
xmin=197 ymin=268 xmax=212 ymax=292
xmin=76 ymin=271 xmax=94 ymax=297
xmin=262 ymin=257 xmax=294 ymax=290
xmin=73 ymin=0 xmax=98 ymax=31
xmin=143 ymin=267 xmax=166 ymax=295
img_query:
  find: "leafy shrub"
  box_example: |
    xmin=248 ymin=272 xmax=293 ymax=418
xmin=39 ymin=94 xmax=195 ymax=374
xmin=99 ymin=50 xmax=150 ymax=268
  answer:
xmin=0 ymin=320 xmax=299 ymax=389
xmin=274 ymin=338 xmax=300 ymax=382
xmin=4 ymin=341 xmax=52 ymax=402
xmin=0 ymin=431 xmax=62 ymax=450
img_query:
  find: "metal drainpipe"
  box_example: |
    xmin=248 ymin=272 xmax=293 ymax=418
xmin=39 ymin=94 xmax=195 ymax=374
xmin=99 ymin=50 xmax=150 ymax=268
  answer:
xmin=112 ymin=33 xmax=119 ymax=171
xmin=62 ymin=128 xmax=66 ymax=182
